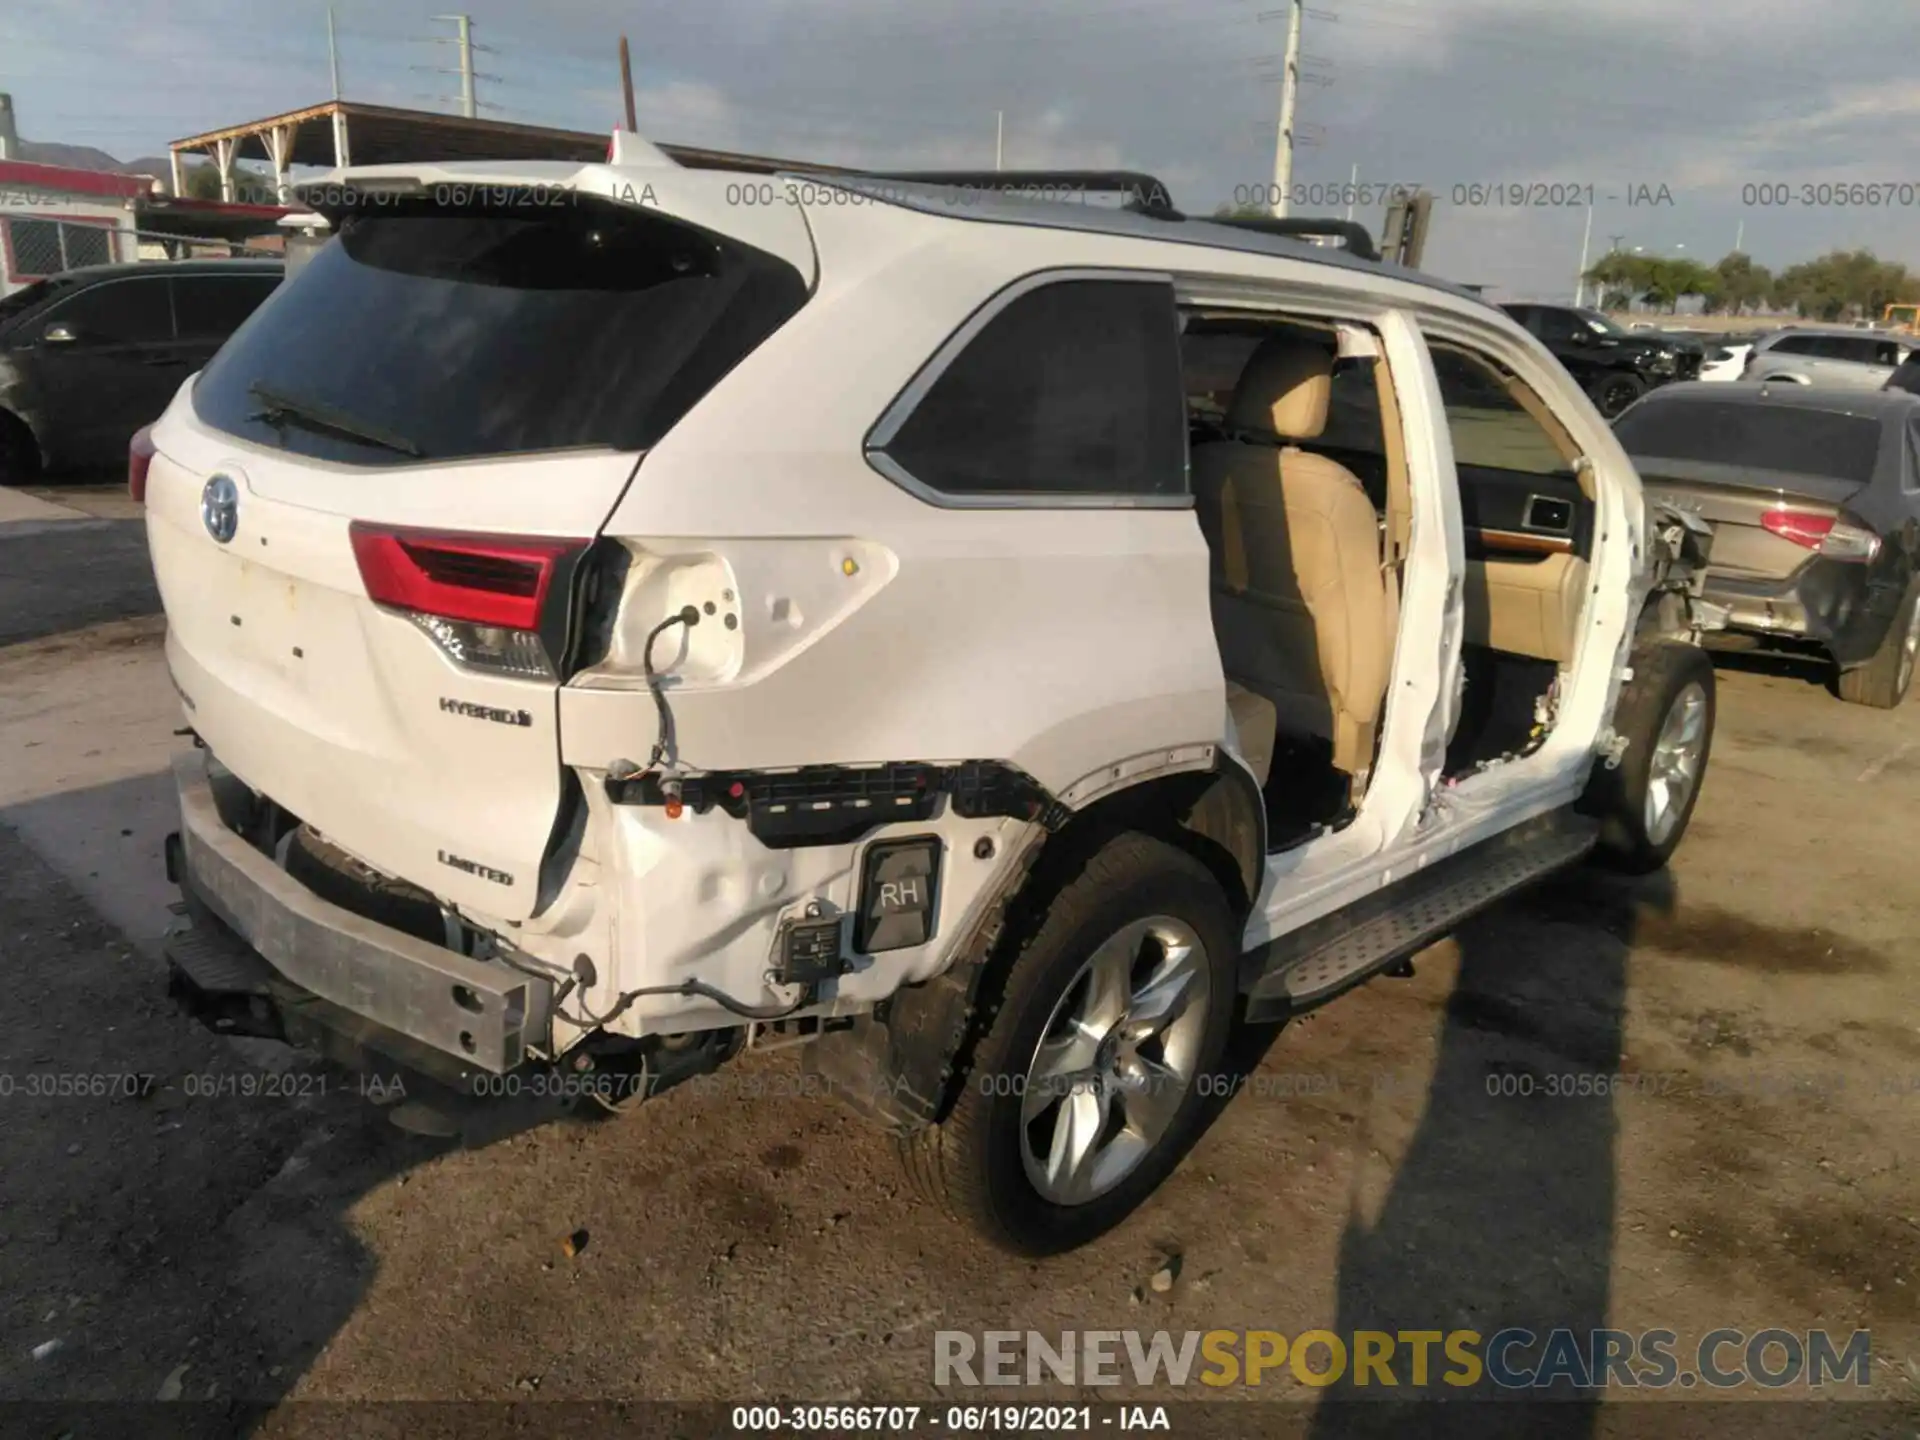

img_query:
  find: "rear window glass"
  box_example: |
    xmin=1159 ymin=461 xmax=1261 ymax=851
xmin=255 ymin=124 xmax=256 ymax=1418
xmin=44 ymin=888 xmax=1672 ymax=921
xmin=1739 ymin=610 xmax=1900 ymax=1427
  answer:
xmin=191 ymin=197 xmax=807 ymax=466
xmin=1614 ymin=400 xmax=1883 ymax=484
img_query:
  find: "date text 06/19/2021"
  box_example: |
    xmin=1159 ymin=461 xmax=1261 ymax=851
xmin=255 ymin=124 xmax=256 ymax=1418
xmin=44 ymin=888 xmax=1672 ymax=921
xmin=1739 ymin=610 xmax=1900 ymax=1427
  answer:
xmin=728 ymin=1405 xmax=1170 ymax=1433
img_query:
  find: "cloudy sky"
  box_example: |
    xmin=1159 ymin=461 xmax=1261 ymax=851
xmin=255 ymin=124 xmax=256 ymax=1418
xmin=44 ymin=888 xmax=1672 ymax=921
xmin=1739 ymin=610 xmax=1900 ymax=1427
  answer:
xmin=4 ymin=0 xmax=1916 ymax=300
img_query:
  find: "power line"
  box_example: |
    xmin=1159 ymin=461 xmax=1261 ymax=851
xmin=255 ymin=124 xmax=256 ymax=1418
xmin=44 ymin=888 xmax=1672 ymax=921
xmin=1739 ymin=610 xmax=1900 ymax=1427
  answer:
xmin=412 ymin=13 xmax=492 ymax=118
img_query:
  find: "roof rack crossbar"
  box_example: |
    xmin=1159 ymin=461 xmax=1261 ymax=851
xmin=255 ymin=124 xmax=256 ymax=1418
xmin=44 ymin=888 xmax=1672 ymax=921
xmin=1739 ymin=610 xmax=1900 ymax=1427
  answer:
xmin=801 ymin=168 xmax=1183 ymax=220
xmin=1210 ymin=215 xmax=1381 ymax=262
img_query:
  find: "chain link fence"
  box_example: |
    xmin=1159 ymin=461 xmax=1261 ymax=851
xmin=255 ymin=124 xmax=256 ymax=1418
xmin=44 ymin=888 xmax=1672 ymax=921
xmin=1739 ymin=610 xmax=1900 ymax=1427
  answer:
xmin=4 ymin=216 xmax=117 ymax=278
xmin=4 ymin=216 xmax=282 ymax=287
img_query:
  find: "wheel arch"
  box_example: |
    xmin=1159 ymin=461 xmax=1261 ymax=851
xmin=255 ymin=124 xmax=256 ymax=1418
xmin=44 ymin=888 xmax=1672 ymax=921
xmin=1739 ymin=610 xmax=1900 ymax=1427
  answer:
xmin=1050 ymin=761 xmax=1267 ymax=923
xmin=802 ymin=758 xmax=1266 ymax=1135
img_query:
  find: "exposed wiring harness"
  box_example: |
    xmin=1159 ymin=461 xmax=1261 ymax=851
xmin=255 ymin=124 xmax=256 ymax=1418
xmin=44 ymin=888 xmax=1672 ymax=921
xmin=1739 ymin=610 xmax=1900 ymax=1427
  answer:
xmin=502 ymin=605 xmax=810 ymax=1040
xmin=643 ymin=605 xmax=701 ymax=772
xmin=505 ymin=949 xmax=807 ymax=1033
xmin=572 ymin=977 xmax=808 ymax=1030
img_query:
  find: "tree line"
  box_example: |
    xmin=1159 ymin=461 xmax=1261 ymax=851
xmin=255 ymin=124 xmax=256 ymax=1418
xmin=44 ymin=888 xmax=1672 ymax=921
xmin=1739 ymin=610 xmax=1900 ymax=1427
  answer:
xmin=1208 ymin=197 xmax=1917 ymax=324
xmin=1582 ymin=248 xmax=1915 ymax=321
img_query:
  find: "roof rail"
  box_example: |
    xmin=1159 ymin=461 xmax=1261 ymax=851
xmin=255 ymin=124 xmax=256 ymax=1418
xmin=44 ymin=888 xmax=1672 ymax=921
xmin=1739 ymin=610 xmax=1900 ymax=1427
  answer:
xmin=826 ymin=168 xmax=1182 ymax=220
xmin=1209 ymin=215 xmax=1380 ymax=262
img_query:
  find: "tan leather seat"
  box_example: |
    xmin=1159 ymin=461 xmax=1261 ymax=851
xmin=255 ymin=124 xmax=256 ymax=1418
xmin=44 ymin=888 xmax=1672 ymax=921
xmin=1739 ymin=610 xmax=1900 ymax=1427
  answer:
xmin=1193 ymin=332 xmax=1395 ymax=779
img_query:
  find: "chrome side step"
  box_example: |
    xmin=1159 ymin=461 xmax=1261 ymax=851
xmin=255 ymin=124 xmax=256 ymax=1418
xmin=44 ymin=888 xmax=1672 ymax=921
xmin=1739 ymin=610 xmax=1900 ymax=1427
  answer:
xmin=1241 ymin=807 xmax=1598 ymax=1021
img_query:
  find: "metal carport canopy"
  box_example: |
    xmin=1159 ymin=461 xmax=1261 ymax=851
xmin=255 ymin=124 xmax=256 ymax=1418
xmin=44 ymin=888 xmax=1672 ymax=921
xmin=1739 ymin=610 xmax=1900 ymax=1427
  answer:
xmin=168 ymin=99 xmax=858 ymax=175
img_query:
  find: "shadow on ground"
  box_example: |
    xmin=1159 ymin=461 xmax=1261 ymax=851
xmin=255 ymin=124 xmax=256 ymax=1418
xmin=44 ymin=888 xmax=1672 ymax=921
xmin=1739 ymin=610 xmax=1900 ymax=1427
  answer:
xmin=0 ymin=784 xmax=576 ymax=1421
xmin=1704 ymin=648 xmax=1833 ymax=692
xmin=1306 ymin=867 xmax=1677 ymax=1439
xmin=0 ymin=518 xmax=159 ymax=648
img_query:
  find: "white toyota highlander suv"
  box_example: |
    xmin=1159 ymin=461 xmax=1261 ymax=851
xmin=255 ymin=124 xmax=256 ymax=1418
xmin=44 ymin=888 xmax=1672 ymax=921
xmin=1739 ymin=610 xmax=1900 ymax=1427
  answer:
xmin=144 ymin=135 xmax=1720 ymax=1254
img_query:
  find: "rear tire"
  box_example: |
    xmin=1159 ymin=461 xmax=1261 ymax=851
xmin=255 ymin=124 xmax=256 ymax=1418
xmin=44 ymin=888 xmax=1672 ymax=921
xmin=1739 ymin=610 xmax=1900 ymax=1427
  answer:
xmin=1591 ymin=372 xmax=1646 ymax=418
xmin=1836 ymin=583 xmax=1920 ymax=709
xmin=1583 ymin=642 xmax=1716 ymax=874
xmin=898 ymin=832 xmax=1238 ymax=1256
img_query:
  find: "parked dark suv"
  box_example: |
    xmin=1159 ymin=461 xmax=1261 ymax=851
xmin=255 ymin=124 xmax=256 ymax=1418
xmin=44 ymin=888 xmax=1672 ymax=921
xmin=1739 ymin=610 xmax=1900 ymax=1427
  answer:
xmin=1502 ymin=303 xmax=1702 ymax=419
xmin=0 ymin=259 xmax=283 ymax=481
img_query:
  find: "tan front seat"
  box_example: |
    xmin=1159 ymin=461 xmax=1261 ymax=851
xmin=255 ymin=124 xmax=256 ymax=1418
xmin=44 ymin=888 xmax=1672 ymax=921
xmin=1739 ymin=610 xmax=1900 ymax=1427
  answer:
xmin=1193 ymin=332 xmax=1396 ymax=779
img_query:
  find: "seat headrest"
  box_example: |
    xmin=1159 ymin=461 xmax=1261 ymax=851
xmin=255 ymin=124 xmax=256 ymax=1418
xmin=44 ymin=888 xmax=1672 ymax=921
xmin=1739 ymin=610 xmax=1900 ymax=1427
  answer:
xmin=1225 ymin=329 xmax=1336 ymax=441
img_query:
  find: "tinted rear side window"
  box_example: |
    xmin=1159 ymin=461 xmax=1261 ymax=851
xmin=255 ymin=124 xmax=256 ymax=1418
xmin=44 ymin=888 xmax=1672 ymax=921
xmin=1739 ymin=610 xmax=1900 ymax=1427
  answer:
xmin=1821 ymin=337 xmax=1876 ymax=363
xmin=44 ymin=278 xmax=174 ymax=344
xmin=0 ymin=275 xmax=77 ymax=329
xmin=191 ymin=197 xmax=807 ymax=466
xmin=876 ymin=278 xmax=1186 ymax=501
xmin=173 ymin=274 xmax=280 ymax=338
xmin=1614 ymin=400 xmax=1883 ymax=484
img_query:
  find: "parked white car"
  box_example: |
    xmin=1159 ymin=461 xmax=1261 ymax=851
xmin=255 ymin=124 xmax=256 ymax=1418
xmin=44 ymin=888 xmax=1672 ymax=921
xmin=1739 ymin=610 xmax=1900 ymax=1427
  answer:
xmin=1743 ymin=327 xmax=1915 ymax=388
xmin=1699 ymin=341 xmax=1755 ymax=382
xmin=143 ymin=140 xmax=1721 ymax=1254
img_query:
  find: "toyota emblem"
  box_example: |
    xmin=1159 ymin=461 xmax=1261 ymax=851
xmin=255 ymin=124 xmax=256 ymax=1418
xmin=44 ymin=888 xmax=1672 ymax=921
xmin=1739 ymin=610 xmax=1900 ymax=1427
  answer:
xmin=201 ymin=474 xmax=239 ymax=544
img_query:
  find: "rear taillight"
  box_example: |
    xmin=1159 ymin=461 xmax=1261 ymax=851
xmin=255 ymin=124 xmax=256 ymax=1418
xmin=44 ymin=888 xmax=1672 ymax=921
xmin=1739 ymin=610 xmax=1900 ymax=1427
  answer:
xmin=128 ymin=425 xmax=156 ymax=503
xmin=349 ymin=524 xmax=588 ymax=679
xmin=1760 ymin=508 xmax=1880 ymax=563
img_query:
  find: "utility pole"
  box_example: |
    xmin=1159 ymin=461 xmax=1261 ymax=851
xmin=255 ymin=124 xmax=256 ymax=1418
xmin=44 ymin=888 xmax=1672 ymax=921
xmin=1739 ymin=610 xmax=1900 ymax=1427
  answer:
xmin=1734 ymin=218 xmax=1744 ymax=254
xmin=618 ymin=35 xmax=638 ymax=131
xmin=428 ymin=14 xmax=478 ymax=117
xmin=1574 ymin=202 xmax=1594 ymax=305
xmin=1597 ymin=234 xmax=1627 ymax=311
xmin=1270 ymin=0 xmax=1303 ymax=218
xmin=1345 ymin=162 xmax=1357 ymax=222
xmin=996 ymin=111 xmax=1004 ymax=171
xmin=327 ymin=6 xmax=342 ymax=98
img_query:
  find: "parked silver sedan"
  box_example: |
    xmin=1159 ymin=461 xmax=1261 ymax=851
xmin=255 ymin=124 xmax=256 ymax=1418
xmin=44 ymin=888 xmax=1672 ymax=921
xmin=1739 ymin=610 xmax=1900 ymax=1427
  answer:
xmin=1743 ymin=327 xmax=1914 ymax=388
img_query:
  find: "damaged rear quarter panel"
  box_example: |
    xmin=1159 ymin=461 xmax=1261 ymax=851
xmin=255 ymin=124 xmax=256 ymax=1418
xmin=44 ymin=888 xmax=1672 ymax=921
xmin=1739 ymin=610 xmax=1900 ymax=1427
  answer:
xmin=549 ymin=217 xmax=1227 ymax=1035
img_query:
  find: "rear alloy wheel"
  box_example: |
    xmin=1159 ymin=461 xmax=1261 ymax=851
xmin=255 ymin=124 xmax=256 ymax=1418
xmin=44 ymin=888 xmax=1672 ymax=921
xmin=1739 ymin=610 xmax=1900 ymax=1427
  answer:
xmin=1837 ymin=583 xmax=1920 ymax=709
xmin=1019 ymin=915 xmax=1212 ymax=1207
xmin=1583 ymin=641 xmax=1716 ymax=874
xmin=899 ymin=832 xmax=1237 ymax=1255
xmin=1592 ymin=372 xmax=1646 ymax=418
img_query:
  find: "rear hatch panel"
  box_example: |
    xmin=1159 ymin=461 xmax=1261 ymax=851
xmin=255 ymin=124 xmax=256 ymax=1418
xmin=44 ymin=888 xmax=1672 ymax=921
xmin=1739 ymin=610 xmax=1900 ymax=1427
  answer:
xmin=148 ymin=435 xmax=643 ymax=920
xmin=147 ymin=161 xmax=815 ymax=921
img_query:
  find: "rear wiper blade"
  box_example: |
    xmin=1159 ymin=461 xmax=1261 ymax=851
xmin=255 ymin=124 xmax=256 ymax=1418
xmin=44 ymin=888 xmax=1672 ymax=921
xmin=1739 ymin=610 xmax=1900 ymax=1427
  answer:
xmin=247 ymin=381 xmax=425 ymax=459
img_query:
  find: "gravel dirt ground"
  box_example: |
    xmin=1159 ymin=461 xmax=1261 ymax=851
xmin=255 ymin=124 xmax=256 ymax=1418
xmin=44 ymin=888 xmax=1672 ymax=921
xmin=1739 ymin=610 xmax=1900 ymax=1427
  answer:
xmin=0 ymin=520 xmax=1916 ymax=1437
